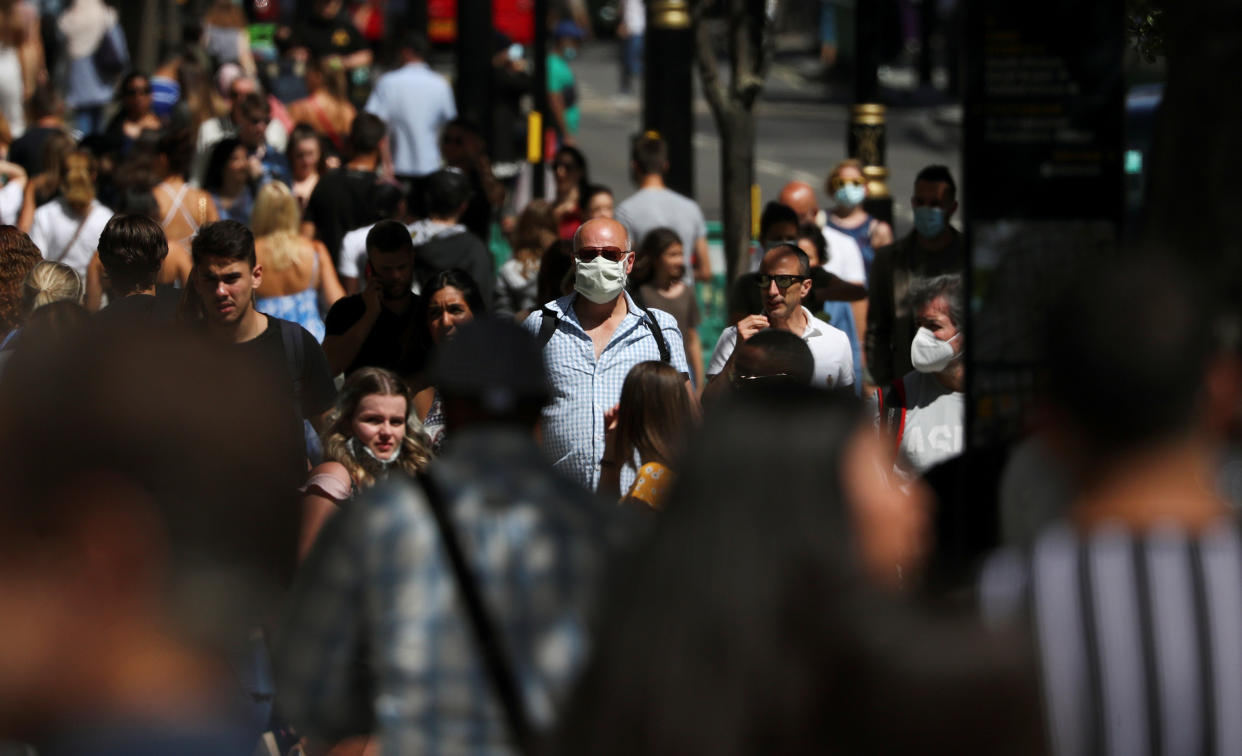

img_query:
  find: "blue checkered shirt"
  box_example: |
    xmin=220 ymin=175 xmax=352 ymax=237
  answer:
xmin=273 ymin=428 xmax=607 ymax=755
xmin=523 ymin=292 xmax=689 ymax=491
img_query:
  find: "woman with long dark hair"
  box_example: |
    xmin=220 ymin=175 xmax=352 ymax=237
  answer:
xmin=413 ymin=268 xmax=486 ymax=453
xmin=598 ymin=360 xmax=697 ymax=510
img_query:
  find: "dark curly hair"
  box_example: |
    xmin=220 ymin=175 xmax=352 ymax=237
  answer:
xmin=0 ymin=226 xmax=44 ymax=335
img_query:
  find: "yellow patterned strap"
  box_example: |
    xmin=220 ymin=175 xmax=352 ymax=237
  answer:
xmin=623 ymin=462 xmax=673 ymax=511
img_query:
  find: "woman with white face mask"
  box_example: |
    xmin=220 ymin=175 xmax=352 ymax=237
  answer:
xmin=299 ymin=367 xmax=432 ymax=558
xmin=824 ymin=159 xmax=894 ymax=282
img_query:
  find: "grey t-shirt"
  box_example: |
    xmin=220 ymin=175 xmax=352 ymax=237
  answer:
xmin=616 ymin=187 xmax=707 ymax=274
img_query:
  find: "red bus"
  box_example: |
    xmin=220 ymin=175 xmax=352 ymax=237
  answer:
xmin=427 ymin=0 xmax=534 ymax=45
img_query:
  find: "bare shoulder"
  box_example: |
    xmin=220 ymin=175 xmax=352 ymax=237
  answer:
xmin=310 ymin=461 xmax=351 ymax=484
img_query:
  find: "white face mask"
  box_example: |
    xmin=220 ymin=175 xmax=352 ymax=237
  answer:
xmin=910 ymin=327 xmax=961 ymax=373
xmin=348 ymin=436 xmax=401 ymax=467
xmin=574 ymin=255 xmax=628 ymax=304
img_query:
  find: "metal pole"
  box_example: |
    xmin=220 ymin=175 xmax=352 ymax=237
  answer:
xmin=456 ymin=0 xmax=494 ymax=140
xmin=532 ymin=0 xmax=549 ymax=198
xmin=643 ymin=0 xmax=694 ymax=198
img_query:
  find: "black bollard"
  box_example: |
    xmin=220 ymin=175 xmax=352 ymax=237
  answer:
xmin=643 ymin=0 xmax=694 ymax=199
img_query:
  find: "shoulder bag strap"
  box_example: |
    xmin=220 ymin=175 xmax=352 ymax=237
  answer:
xmin=538 ymin=305 xmax=558 ymax=346
xmin=639 ymin=306 xmax=671 ymax=364
xmin=418 ymin=472 xmax=534 ymax=755
xmin=53 ymin=211 xmax=91 ymax=263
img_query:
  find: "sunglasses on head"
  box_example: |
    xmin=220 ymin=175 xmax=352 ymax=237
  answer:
xmin=575 ymin=246 xmax=629 ymax=262
xmin=756 ymin=274 xmax=807 ymax=289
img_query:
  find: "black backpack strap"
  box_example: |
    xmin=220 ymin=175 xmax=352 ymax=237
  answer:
xmin=278 ymin=318 xmax=307 ymax=403
xmin=538 ymin=306 xmax=558 ymax=347
xmin=418 ymin=472 xmax=534 ymax=755
xmin=639 ymin=306 xmax=671 ymax=364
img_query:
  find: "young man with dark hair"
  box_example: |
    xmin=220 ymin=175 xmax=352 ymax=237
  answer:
xmin=94 ymin=214 xmax=181 ymax=324
xmin=614 ymin=132 xmax=711 ymax=282
xmin=303 ymin=113 xmax=387 ymax=267
xmin=411 ymin=169 xmax=493 ymax=305
xmin=323 ymin=219 xmax=424 ymax=377
xmin=189 ymin=220 xmax=336 ymax=441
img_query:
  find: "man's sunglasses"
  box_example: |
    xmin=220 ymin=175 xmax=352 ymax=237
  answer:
xmin=756 ymin=274 xmax=807 ymax=288
xmin=576 ymin=246 xmax=629 ymax=262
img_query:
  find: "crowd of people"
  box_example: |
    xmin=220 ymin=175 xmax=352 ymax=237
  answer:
xmin=0 ymin=3 xmax=1234 ymax=756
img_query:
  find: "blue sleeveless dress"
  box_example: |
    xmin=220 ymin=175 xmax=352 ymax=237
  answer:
xmin=825 ymin=215 xmax=879 ymax=283
xmin=258 ymin=251 xmax=326 ymax=342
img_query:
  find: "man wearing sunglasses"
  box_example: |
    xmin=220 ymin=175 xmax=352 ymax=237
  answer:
xmin=705 ymin=244 xmax=854 ymax=402
xmin=524 ymin=217 xmax=691 ymax=492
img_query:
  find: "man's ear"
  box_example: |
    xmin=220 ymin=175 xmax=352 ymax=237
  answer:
xmin=251 ymin=264 xmax=263 ymax=288
xmin=799 ymin=277 xmax=812 ymax=300
xmin=625 ymin=252 xmax=635 ymax=275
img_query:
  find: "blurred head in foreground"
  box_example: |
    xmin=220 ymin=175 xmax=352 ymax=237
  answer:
xmin=0 ymin=324 xmax=301 ymax=738
xmin=554 ymin=387 xmax=1042 ymax=755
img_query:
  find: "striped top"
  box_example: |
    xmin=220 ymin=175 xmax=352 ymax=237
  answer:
xmin=980 ymin=520 xmax=1242 ymax=756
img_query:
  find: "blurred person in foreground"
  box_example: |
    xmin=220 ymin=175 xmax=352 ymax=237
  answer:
xmin=275 ymin=318 xmax=610 ymax=755
xmin=0 ymin=323 xmax=302 ymax=753
xmin=980 ymin=256 xmax=1242 ymax=756
xmin=702 ymin=328 xmax=815 ymax=411
xmin=553 ymin=386 xmax=1042 ymax=756
xmin=877 ymin=274 xmax=965 ymax=477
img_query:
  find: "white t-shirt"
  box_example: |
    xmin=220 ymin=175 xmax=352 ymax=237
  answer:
xmin=337 ymin=222 xmax=375 ymax=281
xmin=0 ymin=179 xmax=24 ymax=225
xmin=896 ymin=370 xmax=964 ymax=475
xmin=821 ymin=224 xmax=867 ymax=284
xmin=622 ymin=0 xmax=646 ymax=35
xmin=30 ymin=198 xmax=113 ymax=277
xmin=706 ymin=306 xmax=855 ymax=389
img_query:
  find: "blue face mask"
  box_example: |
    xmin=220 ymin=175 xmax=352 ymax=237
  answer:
xmin=562 ymin=47 xmax=578 ymax=61
xmin=914 ymin=206 xmax=945 ymax=239
xmin=834 ymin=183 xmax=866 ymax=208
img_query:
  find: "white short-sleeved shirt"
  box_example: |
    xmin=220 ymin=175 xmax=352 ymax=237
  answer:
xmin=337 ymin=222 xmax=375 ymax=281
xmin=30 ymin=198 xmax=113 ymax=277
xmin=365 ymin=62 xmax=456 ymax=177
xmin=706 ymin=306 xmax=855 ymax=389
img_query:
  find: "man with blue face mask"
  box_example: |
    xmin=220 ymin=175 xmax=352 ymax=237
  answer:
xmin=877 ymin=273 xmax=965 ymax=476
xmin=524 ymin=217 xmax=692 ymax=492
xmin=864 ymin=164 xmax=963 ymax=387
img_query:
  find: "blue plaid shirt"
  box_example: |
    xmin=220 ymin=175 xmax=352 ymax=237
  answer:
xmin=523 ymin=292 xmax=689 ymax=491
xmin=273 ymin=429 xmax=607 ymax=755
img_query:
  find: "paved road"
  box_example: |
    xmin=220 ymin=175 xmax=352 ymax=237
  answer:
xmin=570 ymin=39 xmax=963 ymax=238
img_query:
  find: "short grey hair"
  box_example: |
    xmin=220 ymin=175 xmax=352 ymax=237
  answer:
xmin=905 ymin=273 xmax=964 ymax=329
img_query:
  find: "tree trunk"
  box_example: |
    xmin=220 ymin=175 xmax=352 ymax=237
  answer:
xmin=719 ymin=108 xmax=755 ymax=284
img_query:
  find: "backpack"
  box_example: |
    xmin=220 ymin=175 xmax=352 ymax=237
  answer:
xmin=278 ymin=318 xmax=324 ymax=464
xmin=537 ymin=304 xmax=671 ymax=364
xmin=92 ymin=24 xmax=126 ymax=80
xmin=876 ymin=378 xmax=908 ymax=452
